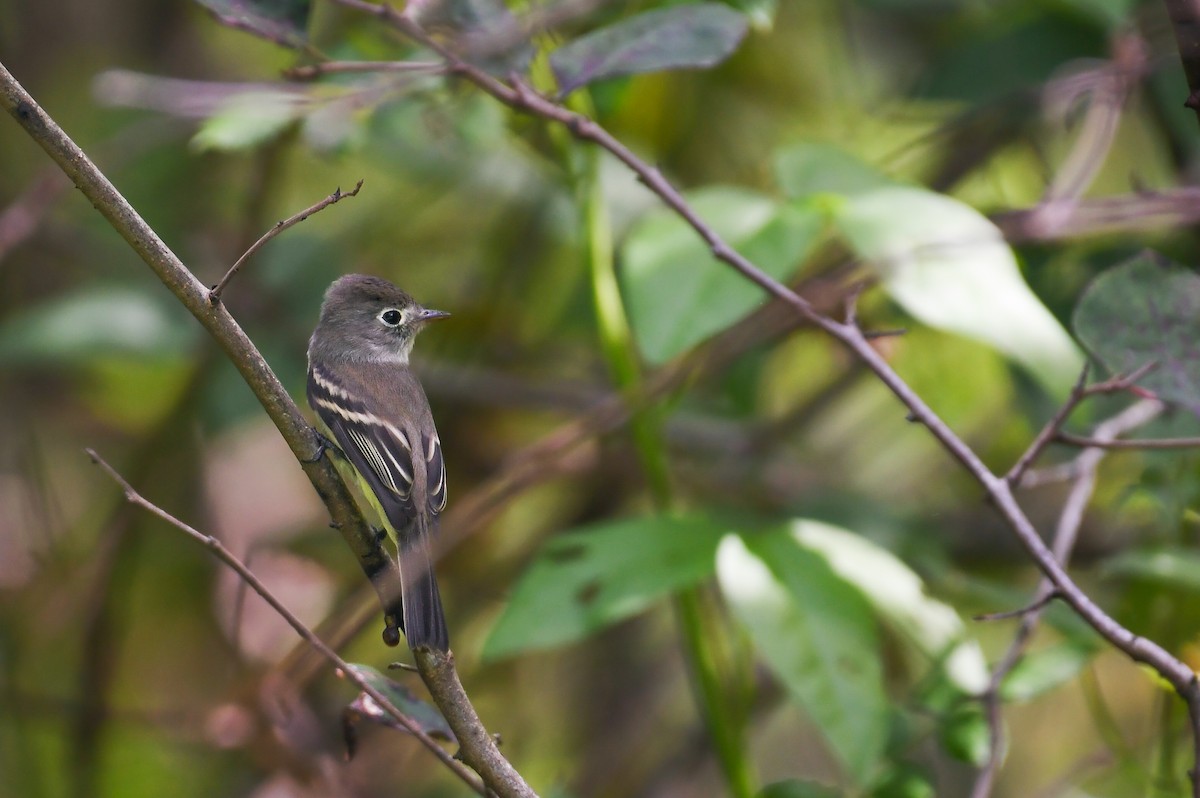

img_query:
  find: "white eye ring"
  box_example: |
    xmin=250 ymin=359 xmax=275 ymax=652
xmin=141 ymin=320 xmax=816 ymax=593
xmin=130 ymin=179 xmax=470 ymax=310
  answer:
xmin=378 ymin=308 xmax=404 ymax=327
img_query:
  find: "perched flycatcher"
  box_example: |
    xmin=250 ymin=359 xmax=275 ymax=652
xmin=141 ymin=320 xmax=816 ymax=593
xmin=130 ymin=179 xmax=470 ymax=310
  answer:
xmin=307 ymin=274 xmax=450 ymax=651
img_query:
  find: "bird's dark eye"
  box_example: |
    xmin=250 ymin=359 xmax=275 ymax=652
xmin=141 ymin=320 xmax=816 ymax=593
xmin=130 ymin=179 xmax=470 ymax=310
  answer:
xmin=379 ymin=308 xmax=403 ymax=327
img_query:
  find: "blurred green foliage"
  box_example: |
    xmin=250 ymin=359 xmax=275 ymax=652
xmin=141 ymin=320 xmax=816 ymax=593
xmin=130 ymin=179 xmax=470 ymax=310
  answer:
xmin=5 ymin=1 xmax=1200 ymax=798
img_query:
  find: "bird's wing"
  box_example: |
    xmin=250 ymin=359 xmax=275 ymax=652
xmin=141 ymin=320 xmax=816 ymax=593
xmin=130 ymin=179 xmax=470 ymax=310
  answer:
xmin=307 ymin=364 xmax=419 ymax=531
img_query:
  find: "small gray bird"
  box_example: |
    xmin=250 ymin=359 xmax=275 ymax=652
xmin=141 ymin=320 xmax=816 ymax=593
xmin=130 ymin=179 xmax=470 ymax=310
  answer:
xmin=307 ymin=274 xmax=450 ymax=651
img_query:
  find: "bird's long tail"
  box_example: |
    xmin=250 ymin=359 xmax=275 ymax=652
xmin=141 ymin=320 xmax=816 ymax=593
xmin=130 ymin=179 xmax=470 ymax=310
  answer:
xmin=397 ymin=520 xmax=449 ymax=651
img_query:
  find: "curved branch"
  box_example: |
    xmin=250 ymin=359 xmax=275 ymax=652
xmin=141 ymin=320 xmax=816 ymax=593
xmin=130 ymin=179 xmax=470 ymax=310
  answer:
xmin=320 ymin=9 xmax=1200 ymax=792
xmin=0 ymin=59 xmax=534 ymax=798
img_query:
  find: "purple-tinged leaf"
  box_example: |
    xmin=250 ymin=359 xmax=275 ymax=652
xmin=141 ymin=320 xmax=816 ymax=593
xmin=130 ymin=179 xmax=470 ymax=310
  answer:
xmin=341 ymin=664 xmax=454 ymax=756
xmin=550 ymin=3 xmax=748 ymax=95
xmin=1072 ymin=252 xmax=1200 ymax=412
xmin=192 ymin=0 xmax=310 ymax=48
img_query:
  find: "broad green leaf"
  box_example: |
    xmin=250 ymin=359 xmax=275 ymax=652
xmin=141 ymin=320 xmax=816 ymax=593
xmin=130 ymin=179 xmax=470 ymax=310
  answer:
xmin=192 ymin=0 xmax=310 ymax=47
xmin=342 ymin=664 xmax=454 ymax=747
xmin=622 ymin=187 xmax=822 ymax=363
xmin=192 ymin=91 xmax=304 ymax=152
xmin=758 ymin=779 xmax=844 ymax=798
xmin=1101 ymin=547 xmax=1200 ymax=592
xmin=837 ymin=186 xmax=1083 ymax=395
xmin=0 ymin=286 xmax=196 ymax=364
xmin=774 ymin=143 xmax=895 ymax=200
xmin=790 ymin=520 xmax=988 ymax=694
xmin=1073 ymin=253 xmax=1200 ymax=411
xmin=483 ymin=516 xmax=728 ymax=659
xmin=718 ymin=532 xmax=887 ymax=781
xmin=1000 ymin=642 xmax=1098 ymax=702
xmin=550 ymin=4 xmax=748 ymax=95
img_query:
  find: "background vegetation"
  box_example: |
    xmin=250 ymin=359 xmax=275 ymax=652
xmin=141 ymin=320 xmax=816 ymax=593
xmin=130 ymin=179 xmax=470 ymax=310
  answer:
xmin=5 ymin=1 xmax=1200 ymax=796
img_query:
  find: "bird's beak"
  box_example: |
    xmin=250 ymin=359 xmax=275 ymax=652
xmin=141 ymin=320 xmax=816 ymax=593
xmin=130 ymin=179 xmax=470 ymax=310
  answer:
xmin=418 ymin=307 xmax=451 ymax=322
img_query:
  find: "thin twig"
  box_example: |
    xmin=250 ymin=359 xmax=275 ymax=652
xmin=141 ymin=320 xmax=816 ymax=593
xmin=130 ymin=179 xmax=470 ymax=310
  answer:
xmin=1007 ymin=364 xmax=1091 ymax=486
xmin=1008 ymin=362 xmax=1159 ymax=486
xmin=209 ymin=179 xmax=364 ymax=302
xmin=1055 ymin=432 xmax=1200 ymax=450
xmin=285 ymin=61 xmax=444 ymax=80
xmin=971 ymin=399 xmax=1163 ymax=798
xmin=84 ymin=448 xmax=487 ymax=796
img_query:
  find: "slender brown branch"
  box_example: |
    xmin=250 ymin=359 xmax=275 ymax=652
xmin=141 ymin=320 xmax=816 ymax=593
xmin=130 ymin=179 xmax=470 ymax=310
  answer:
xmin=285 ymin=61 xmax=444 ymax=80
xmin=1008 ymin=364 xmax=1091 ymax=485
xmin=0 ymin=59 xmax=533 ymax=798
xmin=84 ymin=448 xmax=486 ymax=796
xmin=1009 ymin=362 xmax=1160 ymax=486
xmin=209 ymin=179 xmax=363 ymax=302
xmin=971 ymin=399 xmax=1164 ymax=798
xmin=318 ymin=9 xmax=1200 ymax=792
xmin=1165 ymin=0 xmax=1200 ymax=127
xmin=1056 ymin=432 xmax=1200 ymax=450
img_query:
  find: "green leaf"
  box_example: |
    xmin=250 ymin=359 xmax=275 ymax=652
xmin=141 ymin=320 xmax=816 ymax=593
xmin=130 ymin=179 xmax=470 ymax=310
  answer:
xmin=836 ymin=186 xmax=1083 ymax=395
xmin=1101 ymin=547 xmax=1200 ymax=592
xmin=1072 ymin=252 xmax=1200 ymax=411
xmin=937 ymin=705 xmax=989 ymax=766
xmin=622 ymin=187 xmax=822 ymax=363
xmin=1001 ymin=642 xmax=1098 ymax=702
xmin=789 ymin=520 xmax=988 ymax=695
xmin=774 ymin=143 xmax=895 ymax=200
xmin=191 ymin=91 xmax=304 ymax=152
xmin=0 ymin=286 xmax=196 ymax=364
xmin=192 ymin=0 xmax=310 ymax=47
xmin=723 ymin=0 xmax=778 ymax=32
xmin=758 ymin=779 xmax=845 ymax=798
xmin=550 ymin=4 xmax=748 ymax=95
xmin=718 ymin=531 xmax=887 ymax=782
xmin=483 ymin=515 xmax=728 ymax=659
xmin=342 ymin=664 xmax=454 ymax=749
xmin=869 ymin=766 xmax=936 ymax=798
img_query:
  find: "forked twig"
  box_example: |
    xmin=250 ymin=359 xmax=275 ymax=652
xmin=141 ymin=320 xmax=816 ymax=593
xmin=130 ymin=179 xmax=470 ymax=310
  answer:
xmin=208 ymin=180 xmax=364 ymax=303
xmin=84 ymin=448 xmax=487 ymax=797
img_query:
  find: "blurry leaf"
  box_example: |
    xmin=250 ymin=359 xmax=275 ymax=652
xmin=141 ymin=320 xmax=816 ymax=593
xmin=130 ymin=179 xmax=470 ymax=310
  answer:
xmin=1060 ymin=0 xmax=1138 ymax=28
xmin=483 ymin=516 xmax=728 ymax=659
xmin=937 ymin=704 xmax=989 ymax=766
xmin=192 ymin=0 xmax=310 ymax=47
xmin=550 ymin=4 xmax=748 ymax=95
xmin=191 ymin=91 xmax=304 ymax=152
xmin=718 ymin=532 xmax=887 ymax=781
xmin=622 ymin=187 xmax=822 ymax=363
xmin=836 ymin=186 xmax=1083 ymax=395
xmin=791 ymin=520 xmax=988 ymax=695
xmin=919 ymin=16 xmax=1105 ymax=103
xmin=1101 ymin=547 xmax=1200 ymax=592
xmin=723 ymin=0 xmax=778 ymax=31
xmin=342 ymin=664 xmax=454 ymax=744
xmin=411 ymin=0 xmax=532 ymax=75
xmin=758 ymin=779 xmax=845 ymax=798
xmin=869 ymin=766 xmax=936 ymax=798
xmin=1001 ymin=642 xmax=1098 ymax=702
xmin=1073 ymin=252 xmax=1200 ymax=412
xmin=0 ymin=286 xmax=196 ymax=364
xmin=775 ymin=143 xmax=895 ymax=200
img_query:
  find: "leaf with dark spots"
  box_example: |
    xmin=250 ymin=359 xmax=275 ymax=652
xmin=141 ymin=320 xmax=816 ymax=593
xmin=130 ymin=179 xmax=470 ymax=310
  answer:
xmin=192 ymin=0 xmax=310 ymax=48
xmin=550 ymin=4 xmax=748 ymax=95
xmin=483 ymin=515 xmax=729 ymax=659
xmin=1073 ymin=252 xmax=1200 ymax=412
xmin=341 ymin=664 xmax=455 ymax=744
